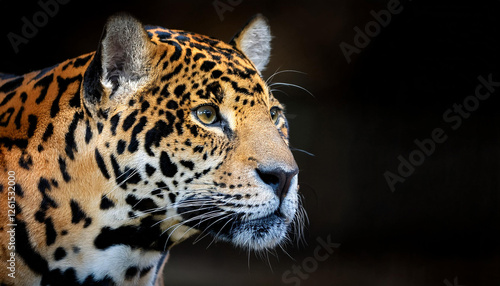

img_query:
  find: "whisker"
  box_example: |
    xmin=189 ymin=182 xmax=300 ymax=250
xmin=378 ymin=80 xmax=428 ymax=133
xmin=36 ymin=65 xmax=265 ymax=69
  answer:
xmin=162 ymin=211 xmax=229 ymax=250
xmin=247 ymin=247 xmax=251 ymax=269
xmin=278 ymin=243 xmax=295 ymax=261
xmin=179 ymin=212 xmax=232 ymax=243
xmin=266 ymin=69 xmax=307 ymax=85
xmin=130 ymin=197 xmax=221 ymax=219
xmin=206 ymin=215 xmax=236 ymax=249
xmin=192 ymin=212 xmax=235 ymax=244
xmin=265 ymin=249 xmax=273 ymax=272
xmin=290 ymin=147 xmax=315 ymax=157
xmin=270 ymin=89 xmax=290 ymax=97
xmin=268 ymin=82 xmax=314 ymax=97
xmin=151 ymin=204 xmax=220 ymax=227
xmin=265 ymin=66 xmax=282 ymax=85
xmin=160 ymin=209 xmax=224 ymax=237
xmin=102 ymin=169 xmax=140 ymax=198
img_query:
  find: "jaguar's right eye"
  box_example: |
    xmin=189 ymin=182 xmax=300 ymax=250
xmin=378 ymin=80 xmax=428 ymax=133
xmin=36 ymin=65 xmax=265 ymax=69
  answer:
xmin=195 ymin=105 xmax=218 ymax=125
xmin=270 ymin=106 xmax=281 ymax=124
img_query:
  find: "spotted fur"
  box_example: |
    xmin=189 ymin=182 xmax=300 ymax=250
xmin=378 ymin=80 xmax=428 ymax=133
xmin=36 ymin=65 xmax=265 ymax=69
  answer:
xmin=0 ymin=13 xmax=303 ymax=285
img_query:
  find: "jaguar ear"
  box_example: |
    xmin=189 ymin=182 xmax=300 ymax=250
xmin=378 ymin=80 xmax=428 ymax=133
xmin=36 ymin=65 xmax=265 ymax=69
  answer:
xmin=83 ymin=13 xmax=154 ymax=111
xmin=229 ymin=14 xmax=272 ymax=73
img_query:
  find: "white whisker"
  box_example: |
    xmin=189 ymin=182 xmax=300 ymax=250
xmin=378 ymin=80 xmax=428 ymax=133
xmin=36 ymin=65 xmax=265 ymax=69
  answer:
xmin=268 ymin=82 xmax=314 ymax=97
xmin=102 ymin=169 xmax=140 ymax=198
xmin=266 ymin=69 xmax=307 ymax=85
xmin=290 ymin=147 xmax=315 ymax=157
xmin=206 ymin=215 xmax=236 ymax=249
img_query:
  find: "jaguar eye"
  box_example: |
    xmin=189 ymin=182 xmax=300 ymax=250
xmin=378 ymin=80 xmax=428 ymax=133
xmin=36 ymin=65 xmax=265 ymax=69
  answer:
xmin=196 ymin=105 xmax=218 ymax=125
xmin=270 ymin=107 xmax=280 ymax=124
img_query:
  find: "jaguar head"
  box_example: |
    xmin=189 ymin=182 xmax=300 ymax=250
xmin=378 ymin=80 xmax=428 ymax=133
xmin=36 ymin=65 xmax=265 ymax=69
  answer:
xmin=83 ymin=13 xmax=304 ymax=252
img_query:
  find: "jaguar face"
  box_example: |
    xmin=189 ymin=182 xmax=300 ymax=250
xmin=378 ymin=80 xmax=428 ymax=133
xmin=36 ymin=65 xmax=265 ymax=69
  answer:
xmin=84 ymin=13 xmax=304 ymax=252
xmin=169 ymin=75 xmax=301 ymax=250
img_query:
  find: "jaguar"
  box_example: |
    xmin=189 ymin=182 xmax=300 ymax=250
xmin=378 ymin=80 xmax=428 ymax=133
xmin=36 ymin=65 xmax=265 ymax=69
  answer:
xmin=0 ymin=13 xmax=304 ymax=285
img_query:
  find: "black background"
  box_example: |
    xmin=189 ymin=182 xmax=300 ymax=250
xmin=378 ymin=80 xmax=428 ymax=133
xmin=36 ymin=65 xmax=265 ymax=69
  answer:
xmin=1 ymin=1 xmax=499 ymax=285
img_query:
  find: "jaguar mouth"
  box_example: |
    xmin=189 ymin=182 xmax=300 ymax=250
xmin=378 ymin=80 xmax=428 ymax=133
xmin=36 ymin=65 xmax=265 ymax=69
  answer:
xmin=176 ymin=201 xmax=293 ymax=250
xmin=228 ymin=210 xmax=290 ymax=250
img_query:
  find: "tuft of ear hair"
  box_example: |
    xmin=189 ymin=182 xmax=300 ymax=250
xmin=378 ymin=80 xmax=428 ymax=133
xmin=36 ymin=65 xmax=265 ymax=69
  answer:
xmin=83 ymin=13 xmax=154 ymax=108
xmin=229 ymin=14 xmax=272 ymax=73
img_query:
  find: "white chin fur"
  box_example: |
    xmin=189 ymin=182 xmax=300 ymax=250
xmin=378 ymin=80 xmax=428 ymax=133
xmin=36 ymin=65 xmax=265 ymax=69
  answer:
xmin=228 ymin=174 xmax=299 ymax=250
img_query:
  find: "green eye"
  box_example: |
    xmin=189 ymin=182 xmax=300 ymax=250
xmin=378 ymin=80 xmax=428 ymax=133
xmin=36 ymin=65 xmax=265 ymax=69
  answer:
xmin=270 ymin=107 xmax=280 ymax=124
xmin=196 ymin=105 xmax=218 ymax=125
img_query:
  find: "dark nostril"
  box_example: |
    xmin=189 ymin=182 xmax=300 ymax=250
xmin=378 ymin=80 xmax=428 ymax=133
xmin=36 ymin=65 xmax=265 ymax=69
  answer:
xmin=256 ymin=168 xmax=298 ymax=201
xmin=256 ymin=168 xmax=281 ymax=191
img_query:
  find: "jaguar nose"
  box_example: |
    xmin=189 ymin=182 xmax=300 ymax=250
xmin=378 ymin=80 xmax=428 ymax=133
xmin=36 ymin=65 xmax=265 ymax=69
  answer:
xmin=256 ymin=167 xmax=299 ymax=202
